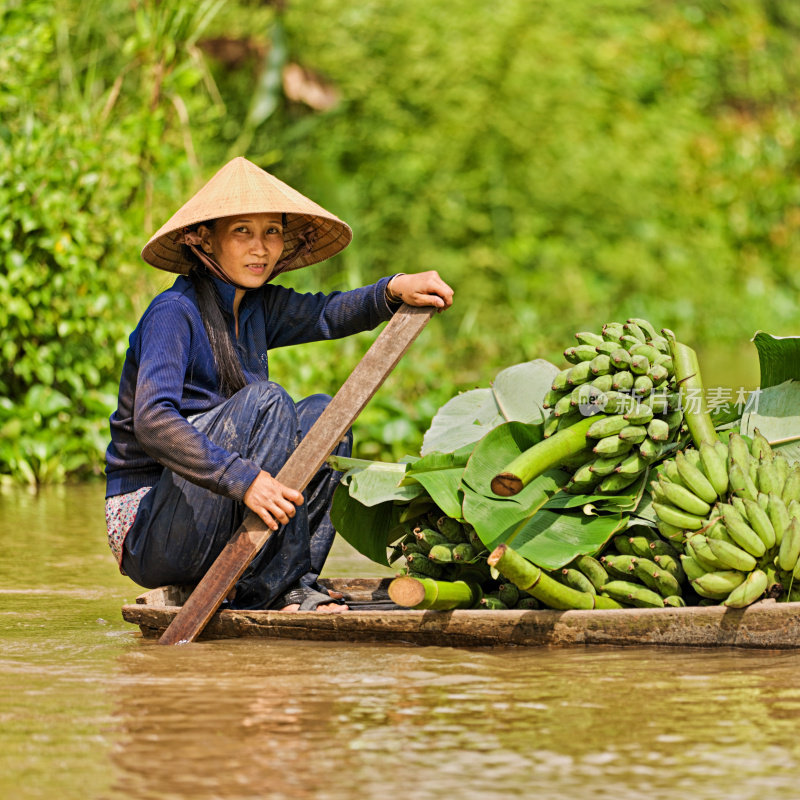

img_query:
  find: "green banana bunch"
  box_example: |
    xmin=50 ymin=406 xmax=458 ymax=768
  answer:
xmin=543 ymin=319 xmax=685 ymax=495
xmin=653 ymin=430 xmax=800 ymax=608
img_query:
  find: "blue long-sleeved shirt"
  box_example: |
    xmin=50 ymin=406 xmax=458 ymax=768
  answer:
xmin=105 ymin=274 xmax=397 ymax=499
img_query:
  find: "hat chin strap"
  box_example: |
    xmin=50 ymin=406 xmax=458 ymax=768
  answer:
xmin=182 ymin=226 xmax=319 ymax=288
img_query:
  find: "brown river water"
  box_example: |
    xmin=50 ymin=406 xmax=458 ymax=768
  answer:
xmin=3 ymin=482 xmax=800 ymax=800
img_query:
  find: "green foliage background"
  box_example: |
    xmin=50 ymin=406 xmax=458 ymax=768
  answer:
xmin=2 ymin=0 xmax=799 ymax=483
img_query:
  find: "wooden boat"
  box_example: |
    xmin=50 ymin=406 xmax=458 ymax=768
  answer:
xmin=122 ymin=577 xmax=800 ymax=648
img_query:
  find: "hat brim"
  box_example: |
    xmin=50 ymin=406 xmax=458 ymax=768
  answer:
xmin=140 ymin=158 xmax=353 ymax=274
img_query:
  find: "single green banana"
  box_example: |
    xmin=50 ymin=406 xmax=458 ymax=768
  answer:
xmin=727 ymin=431 xmax=753 ymax=472
xmin=575 ymin=331 xmax=606 ymax=347
xmin=647 ymin=418 xmax=670 ymax=443
xmin=629 ymin=343 xmax=662 ymax=362
xmin=566 ymin=361 xmax=593 ymax=386
xmin=773 ymin=453 xmax=790 ymax=490
xmin=647 ymin=363 xmax=670 ymax=387
xmin=624 ymin=404 xmax=654 ymax=425
xmin=657 ymin=476 xmax=712 ymax=516
xmin=593 ymin=435 xmax=633 ymax=457
xmin=543 ymin=415 xmax=560 ymax=438
xmin=680 ymin=553 xmax=708 ymax=581
xmin=574 ymin=554 xmax=609 ymax=590
xmin=757 ymin=491 xmax=770 ymax=512
xmin=551 ymin=368 xmax=572 ymax=392
xmin=567 ymin=344 xmax=599 ymax=363
xmin=561 ymin=567 xmax=596 ymax=595
xmin=676 ymin=451 xmax=718 ymax=504
xmin=742 ymin=497 xmax=776 ymax=550
xmin=704 ymin=536 xmax=757 ymax=572
xmin=609 ymin=347 xmax=632 ymax=369
xmin=616 ymin=451 xmax=647 ymax=477
xmin=428 ymin=543 xmax=457 ymax=563
xmin=515 ymin=596 xmax=541 ymax=609
xmin=594 ymin=341 xmax=620 ymax=357
xmin=719 ymin=504 xmax=767 ymax=557
xmin=728 ymin=462 xmax=758 ymax=502
xmin=778 ymin=517 xmax=800 ymax=572
xmin=542 ymin=388 xmax=567 ymax=409
xmin=480 ymin=595 xmax=509 ymax=610
xmin=600 ymin=580 xmax=664 ymax=608
xmin=757 ymin=459 xmax=782 ymax=496
xmin=628 ymin=535 xmax=656 ymax=559
xmin=626 ymin=318 xmax=658 ymax=339
xmin=496 ymin=582 xmax=521 ymax=607
xmin=553 ymin=394 xmax=573 ymax=418
xmin=648 ymin=538 xmax=680 ymax=558
xmin=590 ymin=455 xmax=624 ymax=476
xmin=634 ymin=558 xmax=682 ymax=597
xmin=782 ymin=466 xmax=800 ymax=504
xmin=404 ymin=553 xmax=444 ymax=578
xmin=602 ymin=391 xmax=636 ymax=414
xmin=601 ymin=553 xmax=639 ymax=579
xmin=663 ymin=595 xmax=686 ymax=608
xmin=587 ymin=414 xmax=628 ymax=439
xmin=452 ymin=543 xmax=477 ymax=561
xmin=612 ymin=534 xmax=635 ymax=555
xmin=602 ymin=322 xmax=626 ymax=341
xmin=705 ymin=518 xmax=734 ymax=543
xmin=692 ymin=570 xmax=746 ymax=600
xmin=599 ymin=471 xmax=642 ymax=492
xmin=685 ymin=534 xmax=727 ymax=571
xmin=629 ymin=355 xmax=651 ymax=376
xmin=653 ymin=501 xmax=706 ymax=531
xmin=768 ymin=493 xmax=790 ymax=547
xmin=699 ymin=442 xmax=728 ymax=497
xmin=639 ymin=437 xmax=663 ymax=463
xmin=633 ymin=375 xmax=654 ymax=398
xmin=656 ymin=519 xmax=685 ymax=544
xmin=623 ymin=322 xmax=648 ymax=342
xmin=653 ymin=552 xmax=686 ymax=583
xmin=590 ymin=354 xmax=612 ymax=376
xmin=723 ymin=568 xmax=768 ymax=608
xmin=612 ymin=370 xmax=635 ymax=392
xmin=620 ymin=334 xmax=642 ymax=350
xmin=590 ymin=374 xmax=615 ymax=394
xmin=572 ymin=461 xmax=598 ymax=485
xmin=414 ymin=527 xmax=449 ymax=550
xmin=750 ymin=428 xmax=773 ymax=461
xmin=618 ymin=425 xmax=648 ymax=444
xmin=731 ymin=495 xmax=748 ymax=518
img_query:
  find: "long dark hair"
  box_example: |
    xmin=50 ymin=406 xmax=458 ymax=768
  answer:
xmin=186 ymin=220 xmax=248 ymax=398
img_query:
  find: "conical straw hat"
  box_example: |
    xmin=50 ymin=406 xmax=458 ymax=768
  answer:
xmin=142 ymin=157 xmax=352 ymax=274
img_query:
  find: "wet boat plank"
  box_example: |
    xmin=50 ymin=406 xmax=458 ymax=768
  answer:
xmin=121 ymin=578 xmax=800 ymax=648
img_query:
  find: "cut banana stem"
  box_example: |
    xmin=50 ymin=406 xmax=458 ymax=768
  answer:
xmin=491 ymin=415 xmax=598 ymax=496
xmin=488 ymin=544 xmax=623 ymax=610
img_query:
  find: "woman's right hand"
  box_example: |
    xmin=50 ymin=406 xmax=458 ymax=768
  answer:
xmin=243 ymin=470 xmax=304 ymax=531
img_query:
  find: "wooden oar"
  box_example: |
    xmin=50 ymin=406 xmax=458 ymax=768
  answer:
xmin=158 ymin=303 xmax=436 ymax=644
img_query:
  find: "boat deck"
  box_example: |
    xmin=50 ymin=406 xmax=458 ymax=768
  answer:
xmin=121 ymin=578 xmax=800 ymax=648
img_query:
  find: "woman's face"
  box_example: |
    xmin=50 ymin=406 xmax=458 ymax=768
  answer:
xmin=198 ymin=212 xmax=285 ymax=289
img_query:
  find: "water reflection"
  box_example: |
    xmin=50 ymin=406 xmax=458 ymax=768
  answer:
xmin=108 ymin=639 xmax=800 ymax=800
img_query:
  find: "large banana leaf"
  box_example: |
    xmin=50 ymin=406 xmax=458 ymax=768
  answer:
xmin=401 ymin=446 xmax=474 ymax=519
xmin=420 ymin=359 xmax=556 ymax=455
xmin=458 ymin=419 xmax=630 ymax=566
xmin=740 ymin=380 xmax=800 ymax=463
xmin=327 ymin=455 xmax=423 ymax=506
xmin=752 ymin=332 xmax=800 ymax=389
xmin=329 ymin=485 xmax=401 ymax=566
xmin=507 ymin=509 xmax=626 ymax=569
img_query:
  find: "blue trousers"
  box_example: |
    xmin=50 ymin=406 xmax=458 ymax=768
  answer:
xmin=121 ymin=382 xmax=351 ymax=609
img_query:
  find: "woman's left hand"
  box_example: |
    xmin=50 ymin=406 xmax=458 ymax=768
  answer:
xmin=387 ymin=271 xmax=454 ymax=312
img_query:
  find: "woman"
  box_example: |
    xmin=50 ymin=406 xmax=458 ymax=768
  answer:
xmin=105 ymin=157 xmax=453 ymax=611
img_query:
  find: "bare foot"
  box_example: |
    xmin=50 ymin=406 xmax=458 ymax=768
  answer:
xmin=278 ymin=602 xmax=349 ymax=613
